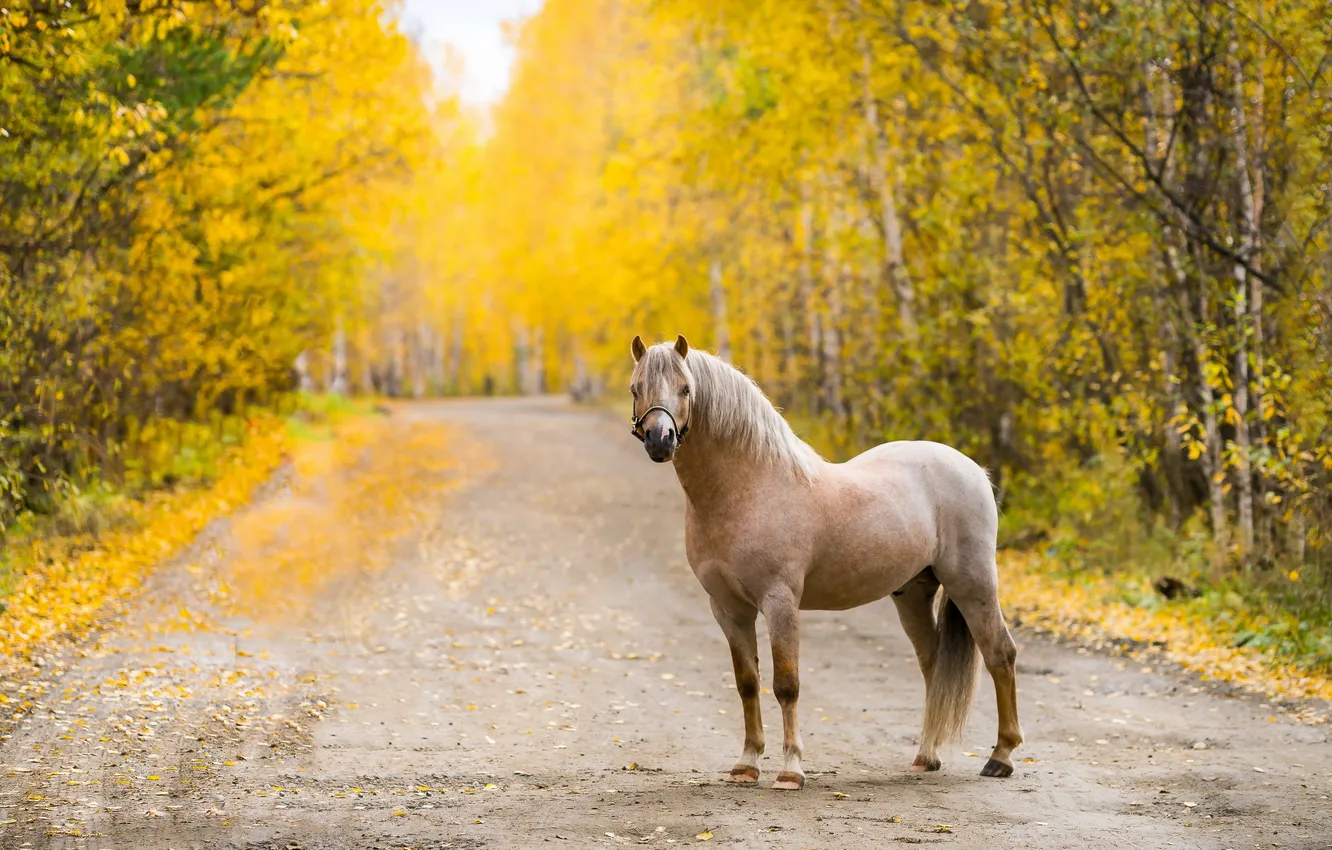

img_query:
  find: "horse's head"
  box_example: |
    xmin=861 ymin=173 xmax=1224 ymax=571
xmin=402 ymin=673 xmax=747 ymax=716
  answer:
xmin=629 ymin=334 xmax=694 ymax=463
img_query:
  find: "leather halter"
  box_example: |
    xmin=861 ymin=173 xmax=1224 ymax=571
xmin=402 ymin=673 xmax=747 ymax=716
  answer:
xmin=630 ymin=404 xmax=689 ymax=445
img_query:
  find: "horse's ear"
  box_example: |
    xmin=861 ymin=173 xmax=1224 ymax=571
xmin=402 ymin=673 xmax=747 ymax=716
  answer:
xmin=631 ymin=335 xmax=647 ymax=362
xmin=674 ymin=334 xmax=690 ymax=358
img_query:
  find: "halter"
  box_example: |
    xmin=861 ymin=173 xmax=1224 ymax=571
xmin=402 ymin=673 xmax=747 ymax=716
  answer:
xmin=630 ymin=404 xmax=689 ymax=445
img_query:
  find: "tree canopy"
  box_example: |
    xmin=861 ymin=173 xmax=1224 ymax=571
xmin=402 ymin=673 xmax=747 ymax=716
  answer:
xmin=1 ymin=0 xmax=462 ymax=520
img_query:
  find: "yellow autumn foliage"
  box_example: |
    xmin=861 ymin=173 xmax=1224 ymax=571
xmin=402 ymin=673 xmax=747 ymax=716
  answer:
xmin=214 ymin=413 xmax=465 ymax=622
xmin=1 ymin=0 xmax=460 ymax=524
xmin=1000 ymin=553 xmax=1332 ymax=721
xmin=0 ymin=421 xmax=286 ymax=674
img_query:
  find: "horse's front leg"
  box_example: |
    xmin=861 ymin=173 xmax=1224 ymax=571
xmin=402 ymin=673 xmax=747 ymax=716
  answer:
xmin=764 ymin=593 xmax=804 ymax=791
xmin=710 ymin=598 xmax=764 ymax=783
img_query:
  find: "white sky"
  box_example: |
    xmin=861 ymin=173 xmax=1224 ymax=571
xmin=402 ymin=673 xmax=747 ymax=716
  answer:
xmin=398 ymin=0 xmax=543 ymax=106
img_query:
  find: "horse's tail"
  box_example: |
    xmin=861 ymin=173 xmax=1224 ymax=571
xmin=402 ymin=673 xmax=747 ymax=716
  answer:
xmin=922 ymin=593 xmax=979 ymax=749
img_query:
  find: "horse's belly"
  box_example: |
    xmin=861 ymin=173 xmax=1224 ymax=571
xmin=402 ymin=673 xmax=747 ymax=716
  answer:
xmin=798 ymin=505 xmax=934 ymax=610
xmin=799 ymin=561 xmax=919 ymax=611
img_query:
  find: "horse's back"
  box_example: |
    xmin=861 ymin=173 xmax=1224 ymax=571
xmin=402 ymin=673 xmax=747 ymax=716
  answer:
xmin=842 ymin=439 xmax=998 ymax=541
xmin=848 ymin=439 xmax=990 ymax=485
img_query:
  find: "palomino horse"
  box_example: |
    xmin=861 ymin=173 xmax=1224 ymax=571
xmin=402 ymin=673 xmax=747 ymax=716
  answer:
xmin=629 ymin=335 xmax=1022 ymax=791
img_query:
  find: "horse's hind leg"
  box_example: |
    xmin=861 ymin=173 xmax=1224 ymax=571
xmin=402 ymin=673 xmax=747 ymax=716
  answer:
xmin=891 ymin=568 xmax=944 ymax=772
xmin=710 ymin=597 xmax=764 ymax=783
xmin=946 ymin=575 xmax=1024 ymax=778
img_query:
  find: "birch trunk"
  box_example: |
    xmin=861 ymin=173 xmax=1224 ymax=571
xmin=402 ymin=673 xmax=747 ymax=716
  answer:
xmin=1163 ymin=61 xmax=1228 ymax=559
xmin=710 ymin=258 xmax=732 ymax=363
xmin=412 ymin=322 xmax=428 ymax=399
xmin=798 ymin=188 xmax=819 ymax=413
xmin=448 ymin=305 xmax=464 ymax=394
xmin=1228 ymin=33 xmax=1260 ymax=565
xmin=294 ymin=351 xmax=314 ymax=394
xmin=515 ymin=326 xmax=531 ymax=395
xmin=822 ymin=202 xmax=846 ymax=419
xmin=331 ymin=318 xmax=348 ymax=395
xmin=533 ymin=325 xmax=546 ymax=394
xmin=857 ymin=30 xmax=916 ymax=342
xmin=1144 ymin=61 xmax=1186 ymax=526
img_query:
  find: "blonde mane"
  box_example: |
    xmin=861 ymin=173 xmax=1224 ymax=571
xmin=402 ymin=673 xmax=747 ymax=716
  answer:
xmin=640 ymin=345 xmax=820 ymax=481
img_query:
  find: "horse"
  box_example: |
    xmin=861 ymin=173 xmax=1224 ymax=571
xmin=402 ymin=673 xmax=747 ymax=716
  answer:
xmin=628 ymin=334 xmax=1022 ymax=791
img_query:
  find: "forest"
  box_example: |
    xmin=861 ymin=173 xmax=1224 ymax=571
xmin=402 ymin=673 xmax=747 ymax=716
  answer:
xmin=1 ymin=0 xmax=464 ymax=517
xmin=3 ymin=0 xmax=1331 ymax=631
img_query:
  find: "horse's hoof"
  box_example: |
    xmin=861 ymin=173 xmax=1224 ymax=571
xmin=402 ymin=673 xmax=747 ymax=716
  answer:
xmin=910 ymin=755 xmax=941 ymax=773
xmin=979 ymin=758 xmax=1014 ymax=778
xmin=772 ymin=771 xmax=805 ymax=791
xmin=726 ymin=765 xmax=759 ymax=784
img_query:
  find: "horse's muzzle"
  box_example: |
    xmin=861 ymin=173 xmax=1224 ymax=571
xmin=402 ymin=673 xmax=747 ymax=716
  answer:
xmin=643 ymin=426 xmax=678 ymax=463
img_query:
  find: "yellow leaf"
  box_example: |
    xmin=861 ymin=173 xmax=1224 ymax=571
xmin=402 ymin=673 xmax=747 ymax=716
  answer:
xmin=696 ymin=830 xmax=713 ymax=840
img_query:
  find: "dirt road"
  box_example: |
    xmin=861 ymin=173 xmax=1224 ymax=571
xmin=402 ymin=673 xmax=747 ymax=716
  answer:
xmin=2 ymin=398 xmax=1330 ymax=849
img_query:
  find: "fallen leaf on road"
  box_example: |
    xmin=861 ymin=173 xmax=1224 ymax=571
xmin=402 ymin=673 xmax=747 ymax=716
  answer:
xmin=696 ymin=830 xmax=713 ymax=840
xmin=934 ymin=824 xmax=953 ymax=833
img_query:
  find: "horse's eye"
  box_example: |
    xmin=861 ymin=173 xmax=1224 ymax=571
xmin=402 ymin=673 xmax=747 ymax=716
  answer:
xmin=630 ymin=387 xmax=638 ymax=398
xmin=681 ymin=386 xmax=690 ymax=396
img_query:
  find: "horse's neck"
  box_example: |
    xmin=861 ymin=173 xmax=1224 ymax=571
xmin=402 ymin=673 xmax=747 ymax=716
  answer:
xmin=671 ymin=430 xmax=783 ymax=513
